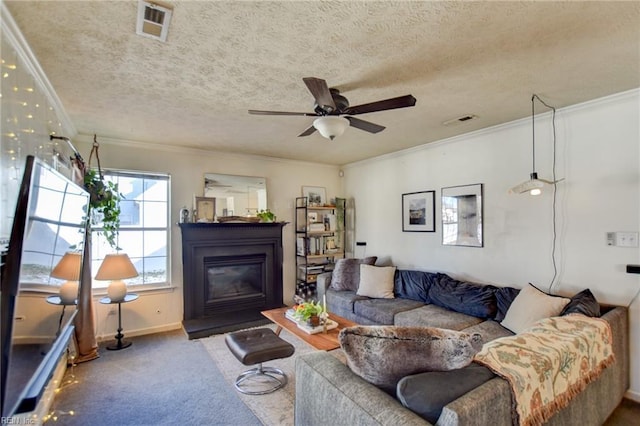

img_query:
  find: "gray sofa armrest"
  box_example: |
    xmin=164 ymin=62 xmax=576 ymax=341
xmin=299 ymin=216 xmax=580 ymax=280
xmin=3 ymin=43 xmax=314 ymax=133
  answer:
xmin=316 ymin=272 xmax=332 ymax=301
xmin=295 ymin=351 xmax=429 ymax=426
xmin=437 ymin=378 xmax=511 ymax=426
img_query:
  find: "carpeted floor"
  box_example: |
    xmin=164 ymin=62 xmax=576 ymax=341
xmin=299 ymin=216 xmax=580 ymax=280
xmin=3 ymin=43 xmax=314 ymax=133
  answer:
xmin=49 ymin=329 xmax=261 ymax=425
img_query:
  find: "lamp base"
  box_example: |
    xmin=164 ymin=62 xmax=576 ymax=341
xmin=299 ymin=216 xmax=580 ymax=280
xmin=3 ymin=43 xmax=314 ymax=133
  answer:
xmin=59 ymin=281 xmax=79 ymax=304
xmin=107 ymin=280 xmax=127 ymax=302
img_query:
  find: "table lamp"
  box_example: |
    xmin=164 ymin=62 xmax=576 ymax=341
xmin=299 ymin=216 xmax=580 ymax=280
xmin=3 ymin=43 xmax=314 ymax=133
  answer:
xmin=51 ymin=252 xmax=83 ymax=304
xmin=95 ymin=253 xmax=138 ymax=302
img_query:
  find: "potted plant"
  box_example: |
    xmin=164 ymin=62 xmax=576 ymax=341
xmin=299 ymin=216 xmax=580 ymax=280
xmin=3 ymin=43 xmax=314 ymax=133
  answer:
xmin=293 ymin=301 xmax=324 ymax=326
xmin=256 ymin=209 xmax=276 ymax=223
xmin=84 ymin=168 xmax=122 ymax=249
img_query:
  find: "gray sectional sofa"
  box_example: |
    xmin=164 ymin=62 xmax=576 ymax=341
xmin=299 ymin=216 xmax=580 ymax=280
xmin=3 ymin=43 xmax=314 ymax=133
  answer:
xmin=295 ymin=269 xmax=630 ymax=426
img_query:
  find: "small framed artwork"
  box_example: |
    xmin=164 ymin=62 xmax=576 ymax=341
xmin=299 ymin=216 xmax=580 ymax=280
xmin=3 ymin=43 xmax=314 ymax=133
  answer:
xmin=302 ymin=186 xmax=327 ymax=206
xmin=195 ymin=197 xmax=216 ymax=222
xmin=402 ymin=191 xmax=436 ymax=232
xmin=441 ymin=183 xmax=483 ymax=247
xmin=308 ymin=211 xmax=318 ymax=223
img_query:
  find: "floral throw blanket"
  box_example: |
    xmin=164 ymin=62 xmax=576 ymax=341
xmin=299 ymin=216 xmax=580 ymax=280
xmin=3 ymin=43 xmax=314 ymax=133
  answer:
xmin=474 ymin=315 xmax=615 ymax=426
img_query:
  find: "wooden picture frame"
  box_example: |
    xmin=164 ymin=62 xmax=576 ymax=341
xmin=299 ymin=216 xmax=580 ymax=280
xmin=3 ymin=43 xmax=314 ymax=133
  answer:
xmin=195 ymin=196 xmax=216 ymax=222
xmin=402 ymin=191 xmax=436 ymax=232
xmin=441 ymin=183 xmax=483 ymax=247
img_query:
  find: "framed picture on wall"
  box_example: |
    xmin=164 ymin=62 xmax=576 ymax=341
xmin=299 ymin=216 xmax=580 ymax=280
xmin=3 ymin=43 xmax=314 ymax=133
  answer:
xmin=402 ymin=191 xmax=436 ymax=232
xmin=441 ymin=183 xmax=483 ymax=247
xmin=302 ymin=186 xmax=327 ymax=206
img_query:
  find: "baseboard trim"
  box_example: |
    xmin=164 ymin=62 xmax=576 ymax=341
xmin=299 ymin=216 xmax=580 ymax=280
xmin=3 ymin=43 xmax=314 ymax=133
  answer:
xmin=625 ymin=389 xmax=640 ymax=403
xmin=97 ymin=322 xmax=183 ymax=342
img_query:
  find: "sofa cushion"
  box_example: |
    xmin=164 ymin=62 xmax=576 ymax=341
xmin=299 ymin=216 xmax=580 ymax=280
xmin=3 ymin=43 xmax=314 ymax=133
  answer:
xmin=494 ymin=286 xmax=520 ymax=322
xmin=330 ymin=257 xmax=377 ymax=291
xmin=500 ymin=283 xmax=570 ymax=333
xmin=326 ymin=289 xmax=367 ymax=321
xmin=462 ymin=319 xmax=514 ymax=342
xmin=394 ymin=304 xmax=483 ymax=330
xmin=394 ymin=269 xmax=438 ymax=303
xmin=353 ymin=298 xmax=425 ymax=325
xmin=561 ymin=288 xmax=601 ymax=317
xmin=397 ymin=363 xmax=495 ymax=423
xmin=428 ymin=274 xmax=498 ymax=319
xmin=356 ymin=265 xmax=396 ymax=299
xmin=339 ymin=326 xmax=483 ymax=392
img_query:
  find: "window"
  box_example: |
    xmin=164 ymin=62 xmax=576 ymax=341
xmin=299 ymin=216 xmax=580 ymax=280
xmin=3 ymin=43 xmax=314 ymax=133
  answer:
xmin=91 ymin=170 xmax=170 ymax=290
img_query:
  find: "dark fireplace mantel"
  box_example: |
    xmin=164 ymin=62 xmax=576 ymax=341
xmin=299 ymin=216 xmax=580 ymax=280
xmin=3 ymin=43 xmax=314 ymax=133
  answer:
xmin=179 ymin=222 xmax=286 ymax=339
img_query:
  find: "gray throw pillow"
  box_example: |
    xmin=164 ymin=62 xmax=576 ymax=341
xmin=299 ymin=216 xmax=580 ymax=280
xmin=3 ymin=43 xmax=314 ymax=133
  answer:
xmin=397 ymin=363 xmax=495 ymax=423
xmin=330 ymin=257 xmax=377 ymax=291
xmin=560 ymin=288 xmax=600 ymax=317
xmin=339 ymin=326 xmax=483 ymax=392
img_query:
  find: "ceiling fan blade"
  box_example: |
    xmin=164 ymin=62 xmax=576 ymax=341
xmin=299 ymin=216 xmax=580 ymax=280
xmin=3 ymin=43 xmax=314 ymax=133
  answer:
xmin=248 ymin=109 xmax=316 ymax=116
xmin=344 ymin=94 xmax=417 ymax=115
xmin=298 ymin=125 xmax=317 ymax=137
xmin=303 ymin=77 xmax=337 ymax=112
xmin=345 ymin=116 xmax=385 ymax=134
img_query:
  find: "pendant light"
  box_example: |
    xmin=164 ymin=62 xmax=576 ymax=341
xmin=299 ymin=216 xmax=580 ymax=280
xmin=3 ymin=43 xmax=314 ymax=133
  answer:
xmin=509 ymin=94 xmax=563 ymax=195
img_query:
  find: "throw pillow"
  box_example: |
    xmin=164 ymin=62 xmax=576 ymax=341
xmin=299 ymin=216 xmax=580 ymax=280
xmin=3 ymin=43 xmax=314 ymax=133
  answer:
xmin=329 ymin=257 xmax=377 ymax=291
xmin=397 ymin=363 xmax=495 ymax=423
xmin=494 ymin=286 xmax=521 ymax=322
xmin=500 ymin=283 xmax=570 ymax=333
xmin=339 ymin=326 xmax=483 ymax=392
xmin=560 ymin=288 xmax=601 ymax=317
xmin=356 ymin=265 xmax=396 ymax=299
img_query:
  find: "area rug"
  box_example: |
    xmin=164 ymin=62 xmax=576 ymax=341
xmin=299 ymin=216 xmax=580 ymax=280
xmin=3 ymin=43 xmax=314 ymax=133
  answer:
xmin=200 ymin=325 xmax=345 ymax=426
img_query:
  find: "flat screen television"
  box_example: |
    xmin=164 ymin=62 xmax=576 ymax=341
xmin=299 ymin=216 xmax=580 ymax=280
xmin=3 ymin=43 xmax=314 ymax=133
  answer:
xmin=1 ymin=155 xmax=90 ymax=417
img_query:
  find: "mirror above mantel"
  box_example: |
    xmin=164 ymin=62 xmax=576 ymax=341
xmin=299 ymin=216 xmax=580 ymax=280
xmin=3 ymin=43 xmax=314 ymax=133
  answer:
xmin=203 ymin=173 xmax=267 ymax=218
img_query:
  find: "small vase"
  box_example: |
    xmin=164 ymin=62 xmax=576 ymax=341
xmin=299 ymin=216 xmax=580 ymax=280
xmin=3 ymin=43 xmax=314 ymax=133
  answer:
xmin=307 ymin=315 xmax=320 ymax=327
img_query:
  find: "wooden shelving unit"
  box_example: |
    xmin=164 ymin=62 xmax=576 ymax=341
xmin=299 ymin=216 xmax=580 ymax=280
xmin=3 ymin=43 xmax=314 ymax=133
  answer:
xmin=295 ymin=197 xmax=345 ymax=301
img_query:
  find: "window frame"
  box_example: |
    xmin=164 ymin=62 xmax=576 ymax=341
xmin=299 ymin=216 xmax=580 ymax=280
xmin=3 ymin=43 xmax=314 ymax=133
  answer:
xmin=91 ymin=169 xmax=171 ymax=292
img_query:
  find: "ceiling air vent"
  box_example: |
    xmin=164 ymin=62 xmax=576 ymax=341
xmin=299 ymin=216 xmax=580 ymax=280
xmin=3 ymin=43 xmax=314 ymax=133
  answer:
xmin=442 ymin=114 xmax=478 ymax=126
xmin=136 ymin=0 xmax=173 ymax=42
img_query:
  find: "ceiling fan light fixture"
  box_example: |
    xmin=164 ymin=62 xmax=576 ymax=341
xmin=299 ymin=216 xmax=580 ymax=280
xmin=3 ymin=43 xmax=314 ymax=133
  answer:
xmin=313 ymin=116 xmax=349 ymax=140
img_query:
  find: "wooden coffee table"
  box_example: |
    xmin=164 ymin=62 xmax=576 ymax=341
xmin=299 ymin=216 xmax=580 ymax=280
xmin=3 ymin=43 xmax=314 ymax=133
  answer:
xmin=261 ymin=306 xmax=357 ymax=351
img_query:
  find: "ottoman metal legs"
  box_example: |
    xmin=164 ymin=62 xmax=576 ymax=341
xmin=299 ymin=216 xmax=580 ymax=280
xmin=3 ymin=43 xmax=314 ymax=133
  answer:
xmin=225 ymin=328 xmax=295 ymax=395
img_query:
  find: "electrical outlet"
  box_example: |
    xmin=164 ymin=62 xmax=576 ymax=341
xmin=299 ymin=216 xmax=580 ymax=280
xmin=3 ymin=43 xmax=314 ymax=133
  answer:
xmin=617 ymin=232 xmax=639 ymax=247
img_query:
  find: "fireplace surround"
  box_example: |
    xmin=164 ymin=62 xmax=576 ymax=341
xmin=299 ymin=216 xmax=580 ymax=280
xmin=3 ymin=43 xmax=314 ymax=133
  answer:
xmin=179 ymin=222 xmax=286 ymax=339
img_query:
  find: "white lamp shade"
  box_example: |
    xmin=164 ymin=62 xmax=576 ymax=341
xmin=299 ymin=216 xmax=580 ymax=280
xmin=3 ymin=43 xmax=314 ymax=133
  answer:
xmin=51 ymin=252 xmax=82 ymax=280
xmin=313 ymin=116 xmax=349 ymax=140
xmin=95 ymin=253 xmax=139 ymax=280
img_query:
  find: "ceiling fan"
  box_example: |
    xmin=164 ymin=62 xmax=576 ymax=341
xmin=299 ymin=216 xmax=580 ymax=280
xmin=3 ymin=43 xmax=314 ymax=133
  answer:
xmin=248 ymin=77 xmax=417 ymax=140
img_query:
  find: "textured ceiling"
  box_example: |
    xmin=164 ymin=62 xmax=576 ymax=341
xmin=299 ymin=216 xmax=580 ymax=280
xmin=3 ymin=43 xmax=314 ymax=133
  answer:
xmin=4 ymin=1 xmax=640 ymax=165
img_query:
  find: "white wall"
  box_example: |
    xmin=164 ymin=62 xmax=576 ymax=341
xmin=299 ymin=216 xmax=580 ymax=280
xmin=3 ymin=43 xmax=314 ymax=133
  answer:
xmin=71 ymin=137 xmax=341 ymax=339
xmin=342 ymin=90 xmax=640 ymax=400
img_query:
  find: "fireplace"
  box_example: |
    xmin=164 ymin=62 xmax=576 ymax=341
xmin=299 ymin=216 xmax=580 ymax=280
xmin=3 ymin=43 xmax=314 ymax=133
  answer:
xmin=179 ymin=222 xmax=286 ymax=339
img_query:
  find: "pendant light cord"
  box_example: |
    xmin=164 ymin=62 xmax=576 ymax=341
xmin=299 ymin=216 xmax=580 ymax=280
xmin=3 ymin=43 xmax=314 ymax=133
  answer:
xmin=532 ymin=94 xmax=559 ymax=293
